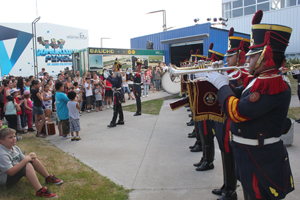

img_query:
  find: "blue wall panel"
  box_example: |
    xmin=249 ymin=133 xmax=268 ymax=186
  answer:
xmin=130 ymin=23 xmax=250 ymax=64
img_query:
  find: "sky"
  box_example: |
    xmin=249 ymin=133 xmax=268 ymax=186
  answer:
xmin=0 ymin=0 xmax=222 ymax=49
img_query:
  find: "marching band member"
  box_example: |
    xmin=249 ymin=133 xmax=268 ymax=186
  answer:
xmin=104 ymin=69 xmax=124 ymax=127
xmin=132 ymin=60 xmax=142 ymax=116
xmin=194 ymin=43 xmax=225 ymax=171
xmin=207 ymin=10 xmax=294 ymax=200
xmin=212 ymin=28 xmax=251 ymax=200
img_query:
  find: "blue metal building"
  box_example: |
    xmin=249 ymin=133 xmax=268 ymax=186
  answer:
xmin=131 ymin=23 xmax=249 ymax=66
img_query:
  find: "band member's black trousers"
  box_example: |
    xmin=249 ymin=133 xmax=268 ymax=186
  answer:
xmin=111 ymin=94 xmax=124 ymax=124
xmin=133 ymin=85 xmax=141 ymax=113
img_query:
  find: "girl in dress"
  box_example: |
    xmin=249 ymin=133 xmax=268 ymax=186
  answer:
xmin=43 ymin=84 xmax=52 ymax=120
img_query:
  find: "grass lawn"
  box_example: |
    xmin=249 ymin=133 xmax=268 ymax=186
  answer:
xmin=288 ymin=107 xmax=300 ymax=121
xmin=287 ymin=75 xmax=297 ymax=95
xmin=122 ymin=99 xmax=164 ymax=115
xmin=0 ymin=133 xmax=130 ymax=200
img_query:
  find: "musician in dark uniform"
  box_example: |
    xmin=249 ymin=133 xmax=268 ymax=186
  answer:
xmin=207 ymin=10 xmax=294 ymax=200
xmin=104 ymin=68 xmax=124 ymax=127
xmin=212 ymin=28 xmax=251 ymax=200
xmin=132 ymin=60 xmax=142 ymax=116
xmin=194 ymin=43 xmax=225 ymax=171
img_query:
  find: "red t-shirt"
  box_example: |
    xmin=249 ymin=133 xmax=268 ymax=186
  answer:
xmin=14 ymin=97 xmax=22 ymax=115
xmin=105 ymin=80 xmax=112 ymax=90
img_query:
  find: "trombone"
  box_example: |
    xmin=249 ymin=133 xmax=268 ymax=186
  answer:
xmin=168 ymin=61 xmax=250 ymax=82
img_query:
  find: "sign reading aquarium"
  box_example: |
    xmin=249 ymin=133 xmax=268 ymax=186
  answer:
xmin=89 ymin=48 xmax=164 ymax=56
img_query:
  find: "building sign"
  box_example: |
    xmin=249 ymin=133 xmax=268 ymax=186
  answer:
xmin=89 ymin=48 xmax=164 ymax=56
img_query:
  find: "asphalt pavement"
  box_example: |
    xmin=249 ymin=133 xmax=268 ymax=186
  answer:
xmin=47 ymin=91 xmax=300 ymax=200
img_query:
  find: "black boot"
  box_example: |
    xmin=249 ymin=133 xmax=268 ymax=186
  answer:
xmin=107 ymin=123 xmax=116 ymax=127
xmin=189 ymin=141 xmax=197 ymax=149
xmin=186 ymin=120 xmax=194 ymax=126
xmin=196 ymin=159 xmax=214 ymax=171
xmin=188 ymin=113 xmax=193 ymax=118
xmin=193 ymin=157 xmax=204 ymax=167
xmin=116 ymin=120 xmax=124 ymax=125
xmin=212 ymin=184 xmax=225 ymax=196
xmin=218 ymin=152 xmax=237 ymax=199
xmin=218 ymin=190 xmax=237 ymax=200
xmin=187 ymin=108 xmax=191 ymax=112
xmin=188 ymin=130 xmax=196 ymax=138
xmin=134 ymin=112 xmax=141 ymax=116
xmin=196 ymin=144 xmax=214 ymax=171
xmin=190 ymin=144 xmax=202 ymax=152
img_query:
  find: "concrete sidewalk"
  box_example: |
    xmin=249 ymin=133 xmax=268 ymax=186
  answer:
xmin=47 ymin=93 xmax=300 ymax=200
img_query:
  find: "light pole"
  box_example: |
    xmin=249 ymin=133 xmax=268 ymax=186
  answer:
xmin=101 ymin=37 xmax=111 ymax=48
xmin=146 ymin=10 xmax=174 ymax=31
xmin=32 ymin=16 xmax=41 ymax=78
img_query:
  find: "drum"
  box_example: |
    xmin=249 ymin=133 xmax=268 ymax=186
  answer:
xmin=41 ymin=121 xmax=56 ymax=135
xmin=161 ymin=72 xmax=181 ymax=94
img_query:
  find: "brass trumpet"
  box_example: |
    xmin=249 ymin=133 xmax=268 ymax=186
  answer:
xmin=288 ymin=63 xmax=300 ymax=75
xmin=168 ymin=61 xmax=250 ymax=81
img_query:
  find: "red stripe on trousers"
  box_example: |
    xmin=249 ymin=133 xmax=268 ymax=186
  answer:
xmin=253 ymin=172 xmax=263 ymax=199
xmin=203 ymin=120 xmax=208 ymax=135
xmin=224 ymin=119 xmax=231 ymax=153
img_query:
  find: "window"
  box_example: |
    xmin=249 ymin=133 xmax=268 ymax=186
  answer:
xmin=257 ymin=2 xmax=270 ymax=11
xmin=222 ymin=2 xmax=231 ymax=11
xmin=244 ymin=0 xmax=256 ymax=6
xmin=287 ymin=0 xmax=296 ymax=6
xmin=233 ymin=8 xmax=243 ymax=17
xmin=245 ymin=5 xmax=256 ymax=15
xmin=223 ymin=10 xmax=232 ymax=18
xmin=233 ymin=0 xmax=243 ymax=8
xmin=257 ymin=0 xmax=268 ymax=2
xmin=271 ymin=0 xmax=285 ymax=10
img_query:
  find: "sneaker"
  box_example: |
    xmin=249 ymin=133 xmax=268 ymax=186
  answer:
xmin=79 ymin=111 xmax=82 ymax=114
xmin=132 ymin=98 xmax=135 ymax=100
xmin=28 ymin=128 xmax=35 ymax=132
xmin=62 ymin=136 xmax=70 ymax=140
xmin=71 ymin=136 xmax=75 ymax=141
xmin=91 ymin=108 xmax=94 ymax=111
xmin=142 ymin=96 xmax=145 ymax=98
xmin=146 ymin=95 xmax=149 ymax=97
xmin=75 ymin=136 xmax=81 ymax=141
xmin=45 ymin=174 xmax=64 ymax=185
xmin=106 ymin=105 xmax=109 ymax=109
xmin=36 ymin=187 xmax=58 ymax=199
xmin=24 ymin=125 xmax=28 ymax=130
xmin=110 ymin=105 xmax=113 ymax=108
xmin=128 ymin=97 xmax=130 ymax=100
xmin=16 ymin=136 xmax=22 ymax=141
xmin=33 ymin=124 xmax=36 ymax=127
xmin=87 ymin=110 xmax=90 ymax=113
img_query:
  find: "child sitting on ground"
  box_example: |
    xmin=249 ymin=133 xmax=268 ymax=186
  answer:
xmin=94 ymin=84 xmax=103 ymax=111
xmin=0 ymin=128 xmax=63 ymax=198
xmin=67 ymin=91 xmax=81 ymax=141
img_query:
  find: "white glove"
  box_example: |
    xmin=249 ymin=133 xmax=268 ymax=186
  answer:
xmin=206 ymin=71 xmax=229 ymax=90
xmin=103 ymin=70 xmax=110 ymax=79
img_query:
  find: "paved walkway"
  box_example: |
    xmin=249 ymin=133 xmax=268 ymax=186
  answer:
xmin=47 ymin=92 xmax=300 ymax=200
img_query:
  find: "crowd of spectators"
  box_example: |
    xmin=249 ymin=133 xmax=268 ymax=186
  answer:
xmin=0 ymin=62 xmax=168 ymax=140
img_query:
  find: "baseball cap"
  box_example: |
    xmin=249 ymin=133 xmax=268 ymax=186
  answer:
xmin=24 ymin=90 xmax=30 ymax=95
xmin=9 ymin=88 xmax=20 ymax=94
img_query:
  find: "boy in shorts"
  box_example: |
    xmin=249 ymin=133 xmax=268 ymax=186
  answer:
xmin=55 ymin=82 xmax=70 ymax=140
xmin=67 ymin=91 xmax=81 ymax=141
xmin=0 ymin=128 xmax=63 ymax=198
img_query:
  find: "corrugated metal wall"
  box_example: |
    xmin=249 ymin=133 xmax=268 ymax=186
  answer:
xmin=224 ymin=6 xmax=300 ymax=55
xmin=131 ymin=23 xmax=249 ymax=64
